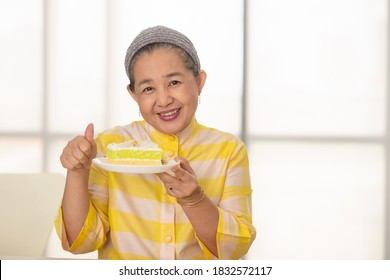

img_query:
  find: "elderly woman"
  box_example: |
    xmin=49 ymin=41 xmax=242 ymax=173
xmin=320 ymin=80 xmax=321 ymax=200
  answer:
xmin=56 ymin=25 xmax=256 ymax=260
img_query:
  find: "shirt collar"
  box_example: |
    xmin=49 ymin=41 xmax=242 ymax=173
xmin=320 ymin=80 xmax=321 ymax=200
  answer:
xmin=142 ymin=117 xmax=200 ymax=146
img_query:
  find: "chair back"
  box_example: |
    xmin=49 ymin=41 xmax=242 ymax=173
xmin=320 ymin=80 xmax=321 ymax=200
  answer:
xmin=0 ymin=173 xmax=64 ymax=258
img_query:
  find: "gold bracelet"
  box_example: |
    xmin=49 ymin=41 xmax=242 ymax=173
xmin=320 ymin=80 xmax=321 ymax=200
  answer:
xmin=177 ymin=187 xmax=206 ymax=208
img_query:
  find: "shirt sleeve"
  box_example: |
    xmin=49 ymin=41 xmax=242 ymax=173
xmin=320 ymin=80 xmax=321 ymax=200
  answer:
xmin=55 ymin=200 xmax=108 ymax=254
xmin=213 ymin=140 xmax=257 ymax=259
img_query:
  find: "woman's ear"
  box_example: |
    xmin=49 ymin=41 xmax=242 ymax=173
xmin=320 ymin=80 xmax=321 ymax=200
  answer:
xmin=196 ymin=70 xmax=207 ymax=94
xmin=127 ymin=84 xmax=138 ymax=103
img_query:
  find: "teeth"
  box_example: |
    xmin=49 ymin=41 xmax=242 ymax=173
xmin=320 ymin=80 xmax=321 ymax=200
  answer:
xmin=160 ymin=109 xmax=179 ymax=117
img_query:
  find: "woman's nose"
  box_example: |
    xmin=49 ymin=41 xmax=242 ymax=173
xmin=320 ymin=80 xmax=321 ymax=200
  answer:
xmin=156 ymin=88 xmax=173 ymax=107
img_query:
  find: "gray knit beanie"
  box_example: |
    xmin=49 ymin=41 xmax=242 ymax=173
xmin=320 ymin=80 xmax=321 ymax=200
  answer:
xmin=124 ymin=25 xmax=200 ymax=80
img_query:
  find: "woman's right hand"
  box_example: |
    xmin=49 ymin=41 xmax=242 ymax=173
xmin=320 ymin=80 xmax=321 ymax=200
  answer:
xmin=60 ymin=123 xmax=97 ymax=171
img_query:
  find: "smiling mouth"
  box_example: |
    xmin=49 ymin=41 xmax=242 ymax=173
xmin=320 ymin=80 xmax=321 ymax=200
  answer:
xmin=157 ymin=108 xmax=181 ymax=120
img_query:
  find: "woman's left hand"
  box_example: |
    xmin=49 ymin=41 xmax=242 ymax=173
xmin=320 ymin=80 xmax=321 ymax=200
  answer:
xmin=157 ymin=157 xmax=200 ymax=199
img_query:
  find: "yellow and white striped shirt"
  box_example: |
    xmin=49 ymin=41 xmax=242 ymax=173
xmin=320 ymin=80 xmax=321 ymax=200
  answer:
xmin=55 ymin=118 xmax=256 ymax=259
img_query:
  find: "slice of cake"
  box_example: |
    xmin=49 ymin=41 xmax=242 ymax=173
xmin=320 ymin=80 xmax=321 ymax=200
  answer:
xmin=106 ymin=140 xmax=163 ymax=165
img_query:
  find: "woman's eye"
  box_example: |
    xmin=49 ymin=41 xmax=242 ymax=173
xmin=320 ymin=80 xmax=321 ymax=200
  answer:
xmin=170 ymin=80 xmax=180 ymax=86
xmin=142 ymin=86 xmax=153 ymax=93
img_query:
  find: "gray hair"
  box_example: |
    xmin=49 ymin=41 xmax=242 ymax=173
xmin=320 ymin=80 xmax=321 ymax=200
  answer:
xmin=124 ymin=26 xmax=201 ymax=90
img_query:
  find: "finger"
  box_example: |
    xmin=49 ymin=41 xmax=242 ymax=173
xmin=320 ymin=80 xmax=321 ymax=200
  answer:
xmin=171 ymin=166 xmax=186 ymax=180
xmin=156 ymin=173 xmax=178 ymax=190
xmin=77 ymin=139 xmax=93 ymax=158
xmin=64 ymin=140 xmax=92 ymax=168
xmin=174 ymin=157 xmax=195 ymax=176
xmin=156 ymin=172 xmax=174 ymax=183
xmin=72 ymin=149 xmax=91 ymax=167
xmin=84 ymin=123 xmax=97 ymax=158
xmin=84 ymin=123 xmax=94 ymax=142
xmin=161 ymin=164 xmax=186 ymax=182
xmin=60 ymin=154 xmax=73 ymax=169
xmin=61 ymin=156 xmax=84 ymax=170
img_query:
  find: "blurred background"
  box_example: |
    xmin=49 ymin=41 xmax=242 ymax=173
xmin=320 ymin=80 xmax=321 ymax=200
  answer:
xmin=0 ymin=0 xmax=388 ymax=259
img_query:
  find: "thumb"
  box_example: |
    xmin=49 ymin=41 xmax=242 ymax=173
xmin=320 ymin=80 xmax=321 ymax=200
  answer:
xmin=84 ymin=123 xmax=95 ymax=142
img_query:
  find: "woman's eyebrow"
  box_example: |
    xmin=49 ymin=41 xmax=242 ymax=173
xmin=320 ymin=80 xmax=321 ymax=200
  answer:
xmin=137 ymin=78 xmax=153 ymax=87
xmin=165 ymin=72 xmax=184 ymax=78
xmin=137 ymin=72 xmax=184 ymax=87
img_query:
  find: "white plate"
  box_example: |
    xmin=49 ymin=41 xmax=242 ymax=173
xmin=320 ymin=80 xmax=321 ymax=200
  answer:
xmin=92 ymin=157 xmax=178 ymax=174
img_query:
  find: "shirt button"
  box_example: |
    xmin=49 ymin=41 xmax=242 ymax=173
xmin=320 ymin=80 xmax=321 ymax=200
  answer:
xmin=168 ymin=135 xmax=176 ymax=142
xmin=165 ymin=235 xmax=172 ymax=243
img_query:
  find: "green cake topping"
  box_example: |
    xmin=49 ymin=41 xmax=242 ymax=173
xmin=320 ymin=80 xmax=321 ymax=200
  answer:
xmin=106 ymin=140 xmax=163 ymax=161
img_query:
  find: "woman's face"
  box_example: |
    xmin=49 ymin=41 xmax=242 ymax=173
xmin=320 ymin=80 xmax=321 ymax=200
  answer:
xmin=128 ymin=47 xmax=206 ymax=135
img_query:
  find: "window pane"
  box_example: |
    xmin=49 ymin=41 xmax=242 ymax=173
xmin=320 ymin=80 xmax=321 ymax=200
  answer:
xmin=47 ymin=0 xmax=106 ymax=133
xmin=0 ymin=138 xmax=43 ymax=172
xmin=109 ymin=0 xmax=243 ymax=135
xmin=47 ymin=138 xmax=69 ymax=175
xmin=248 ymin=0 xmax=387 ymax=136
xmin=247 ymin=141 xmax=385 ymax=259
xmin=0 ymin=0 xmax=43 ymax=131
